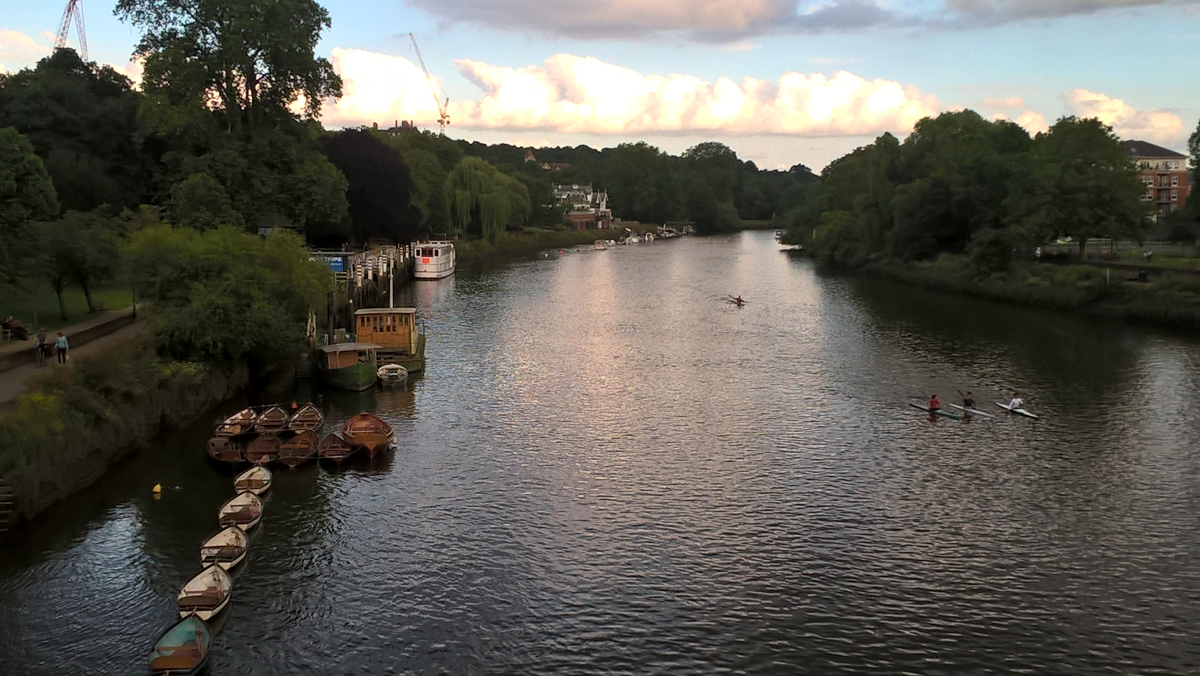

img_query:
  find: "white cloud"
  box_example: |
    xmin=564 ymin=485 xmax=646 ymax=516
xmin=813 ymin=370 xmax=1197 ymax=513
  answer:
xmin=1065 ymin=89 xmax=1184 ymax=145
xmin=990 ymin=110 xmax=1049 ymax=134
xmin=0 ymin=28 xmax=52 ymax=72
xmin=325 ymin=50 xmax=940 ymax=138
xmin=404 ymin=0 xmax=1200 ymax=40
xmin=980 ymin=96 xmax=1025 ymax=110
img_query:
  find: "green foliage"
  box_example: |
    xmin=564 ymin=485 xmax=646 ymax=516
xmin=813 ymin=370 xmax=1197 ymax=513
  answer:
xmin=0 ymin=49 xmax=148 ymax=211
xmin=968 ymin=227 xmax=1014 ymax=274
xmin=169 ymin=173 xmax=243 ymax=230
xmin=38 ymin=211 xmax=124 ymax=318
xmin=445 ymin=156 xmax=530 ymax=244
xmin=321 ymin=129 xmax=418 ymax=244
xmin=0 ymin=127 xmax=60 ymax=289
xmin=116 ymin=0 xmax=342 ymax=126
xmin=124 ymin=224 xmax=330 ymax=363
xmin=0 ymin=335 xmax=249 ymax=520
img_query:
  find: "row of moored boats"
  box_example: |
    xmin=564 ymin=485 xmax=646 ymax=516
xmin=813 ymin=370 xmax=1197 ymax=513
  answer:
xmin=148 ymin=465 xmax=275 ymax=674
xmin=206 ymin=404 xmax=396 ymax=465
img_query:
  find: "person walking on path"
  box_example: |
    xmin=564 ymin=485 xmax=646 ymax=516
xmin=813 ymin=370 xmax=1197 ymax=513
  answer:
xmin=55 ymin=332 xmax=69 ymax=365
xmin=36 ymin=328 xmax=48 ymax=367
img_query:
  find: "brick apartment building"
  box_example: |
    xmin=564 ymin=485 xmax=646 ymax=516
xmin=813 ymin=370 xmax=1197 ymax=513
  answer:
xmin=1125 ymin=140 xmax=1192 ymax=219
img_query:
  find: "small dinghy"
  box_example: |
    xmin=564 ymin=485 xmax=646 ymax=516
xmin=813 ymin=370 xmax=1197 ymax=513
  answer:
xmin=287 ymin=403 xmax=323 ymax=432
xmin=233 ymin=466 xmax=272 ymax=495
xmin=279 ymin=430 xmax=319 ymax=468
xmin=245 ymin=434 xmax=281 ymax=465
xmin=176 ymin=564 xmax=233 ymax=620
xmin=318 ymin=434 xmax=355 ymax=463
xmin=218 ymin=491 xmax=263 ymax=530
xmin=215 ymin=408 xmax=257 ymax=437
xmin=200 ymin=526 xmax=249 ymax=570
xmin=148 ymin=614 xmax=211 ymax=675
xmin=342 ymin=412 xmax=395 ymax=458
xmin=206 ymin=437 xmax=245 ymax=463
xmin=254 ymin=406 xmax=289 ymax=434
xmin=376 ymin=363 xmax=408 ymax=385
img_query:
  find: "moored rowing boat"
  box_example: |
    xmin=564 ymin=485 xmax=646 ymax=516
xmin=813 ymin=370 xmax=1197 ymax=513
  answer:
xmin=148 ymin=614 xmax=211 ymax=675
xmin=279 ymin=430 xmax=319 ymax=468
xmin=176 ymin=564 xmax=232 ymax=620
xmin=233 ymin=466 xmax=272 ymax=495
xmin=215 ymin=408 xmax=256 ymax=437
xmin=287 ymin=403 xmax=323 ymax=432
xmin=199 ymin=526 xmax=248 ymax=570
xmin=207 ymin=437 xmax=245 ymax=463
xmin=218 ymin=491 xmax=263 ymax=530
xmin=341 ymin=413 xmax=395 ymax=457
xmin=254 ymin=406 xmax=289 ymax=434
xmin=318 ymin=434 xmax=355 ymax=463
xmin=245 ymin=434 xmax=281 ymax=465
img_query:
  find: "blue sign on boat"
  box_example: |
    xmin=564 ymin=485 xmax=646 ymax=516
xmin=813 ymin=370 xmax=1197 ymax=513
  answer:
xmin=328 ymin=257 xmax=345 ymax=272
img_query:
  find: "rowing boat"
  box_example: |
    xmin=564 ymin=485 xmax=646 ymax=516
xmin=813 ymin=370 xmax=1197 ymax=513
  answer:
xmin=176 ymin=564 xmax=232 ymax=620
xmin=949 ymin=404 xmax=996 ymax=419
xmin=909 ymin=403 xmax=961 ymax=420
xmin=995 ymin=402 xmax=1040 ymax=419
xmin=233 ymin=466 xmax=272 ymax=495
xmin=148 ymin=615 xmax=211 ymax=675
xmin=199 ymin=526 xmax=248 ymax=570
xmin=218 ymin=491 xmax=263 ymax=530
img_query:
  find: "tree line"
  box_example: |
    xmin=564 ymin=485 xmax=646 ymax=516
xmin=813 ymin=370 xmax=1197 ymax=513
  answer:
xmin=784 ymin=109 xmax=1200 ymax=270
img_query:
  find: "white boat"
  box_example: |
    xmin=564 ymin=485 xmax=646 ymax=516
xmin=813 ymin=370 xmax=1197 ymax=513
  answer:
xmin=626 ymin=235 xmax=642 ymax=244
xmin=218 ymin=491 xmax=263 ymax=530
xmin=200 ymin=526 xmax=248 ymax=570
xmin=377 ymin=362 xmax=408 ymax=385
xmin=949 ymin=403 xmax=996 ymax=419
xmin=995 ymin=402 xmax=1040 ymax=419
xmin=233 ymin=466 xmax=272 ymax=496
xmin=594 ymin=239 xmax=608 ymax=250
xmin=177 ymin=564 xmax=233 ymax=620
xmin=413 ymin=241 xmax=455 ymax=280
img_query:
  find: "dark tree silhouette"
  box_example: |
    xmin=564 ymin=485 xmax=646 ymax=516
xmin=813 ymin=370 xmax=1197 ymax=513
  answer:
xmin=321 ymin=130 xmax=421 ymax=244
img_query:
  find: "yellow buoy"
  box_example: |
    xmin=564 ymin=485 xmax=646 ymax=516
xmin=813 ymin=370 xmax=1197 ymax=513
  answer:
xmin=152 ymin=483 xmax=162 ymax=494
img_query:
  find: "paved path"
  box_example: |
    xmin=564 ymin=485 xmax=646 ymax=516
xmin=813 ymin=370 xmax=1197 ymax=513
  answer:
xmin=0 ymin=321 xmax=147 ymax=411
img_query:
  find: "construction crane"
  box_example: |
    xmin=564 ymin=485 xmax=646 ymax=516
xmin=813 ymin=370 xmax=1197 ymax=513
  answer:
xmin=54 ymin=0 xmax=89 ymax=62
xmin=408 ymin=33 xmax=450 ymax=135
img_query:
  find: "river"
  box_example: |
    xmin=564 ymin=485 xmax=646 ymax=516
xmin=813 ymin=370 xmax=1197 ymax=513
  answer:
xmin=3 ymin=231 xmax=1200 ymax=674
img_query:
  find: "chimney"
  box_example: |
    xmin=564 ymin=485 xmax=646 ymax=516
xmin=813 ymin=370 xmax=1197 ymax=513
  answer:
xmin=372 ymin=122 xmax=378 ymax=130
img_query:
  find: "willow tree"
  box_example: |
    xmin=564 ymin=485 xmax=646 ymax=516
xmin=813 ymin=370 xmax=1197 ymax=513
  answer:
xmin=444 ymin=157 xmax=529 ymax=244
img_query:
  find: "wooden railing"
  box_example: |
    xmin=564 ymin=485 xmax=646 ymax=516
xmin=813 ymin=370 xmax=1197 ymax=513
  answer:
xmin=0 ymin=479 xmax=13 ymax=534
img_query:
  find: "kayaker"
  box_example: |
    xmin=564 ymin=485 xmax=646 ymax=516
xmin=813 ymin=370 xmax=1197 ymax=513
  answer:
xmin=962 ymin=392 xmax=976 ymax=409
xmin=734 ymin=295 xmax=744 ymax=307
xmin=928 ymin=394 xmax=940 ymax=411
xmin=1008 ymin=392 xmax=1023 ymax=411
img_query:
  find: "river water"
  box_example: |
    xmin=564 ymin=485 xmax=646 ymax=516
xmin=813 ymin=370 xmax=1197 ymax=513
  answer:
xmin=3 ymin=231 xmax=1200 ymax=674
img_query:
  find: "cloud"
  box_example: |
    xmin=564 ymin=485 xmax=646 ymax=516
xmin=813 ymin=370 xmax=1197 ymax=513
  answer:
xmin=0 ymin=28 xmax=52 ymax=72
xmin=990 ymin=110 xmax=1049 ymax=134
xmin=1065 ymin=89 xmax=1184 ymax=144
xmin=405 ymin=0 xmax=1200 ymax=40
xmin=326 ymin=50 xmax=939 ymax=137
xmin=980 ymin=96 xmax=1025 ymax=110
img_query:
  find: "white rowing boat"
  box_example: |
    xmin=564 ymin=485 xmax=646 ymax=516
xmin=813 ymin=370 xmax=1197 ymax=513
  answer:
xmin=949 ymin=404 xmax=996 ymax=419
xmin=995 ymin=402 xmax=1039 ymax=419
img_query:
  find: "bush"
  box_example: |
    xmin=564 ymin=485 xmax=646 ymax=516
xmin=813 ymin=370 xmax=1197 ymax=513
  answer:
xmin=968 ymin=227 xmax=1013 ymax=274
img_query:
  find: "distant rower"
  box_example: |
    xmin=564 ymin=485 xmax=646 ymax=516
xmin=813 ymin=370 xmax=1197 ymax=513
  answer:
xmin=928 ymin=394 xmax=941 ymax=411
xmin=1008 ymin=392 xmax=1023 ymax=411
xmin=962 ymin=392 xmax=976 ymax=409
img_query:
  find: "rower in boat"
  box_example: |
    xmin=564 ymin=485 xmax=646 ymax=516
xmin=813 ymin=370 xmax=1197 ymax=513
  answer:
xmin=1007 ymin=392 xmax=1024 ymax=411
xmin=962 ymin=392 xmax=976 ymax=410
xmin=734 ymin=295 xmax=744 ymax=307
xmin=928 ymin=394 xmax=941 ymax=412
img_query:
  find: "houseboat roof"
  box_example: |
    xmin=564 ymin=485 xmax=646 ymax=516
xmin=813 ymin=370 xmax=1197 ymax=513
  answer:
xmin=318 ymin=342 xmax=381 ymax=353
xmin=354 ymin=307 xmax=417 ymax=316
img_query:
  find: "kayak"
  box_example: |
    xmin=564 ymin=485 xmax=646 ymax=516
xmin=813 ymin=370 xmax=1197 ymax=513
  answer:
xmin=949 ymin=404 xmax=995 ymax=419
xmin=995 ymin=402 xmax=1040 ymax=419
xmin=909 ymin=403 xmax=961 ymax=420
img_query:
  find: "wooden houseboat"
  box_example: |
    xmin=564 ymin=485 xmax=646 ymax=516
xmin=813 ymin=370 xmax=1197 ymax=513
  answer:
xmin=207 ymin=437 xmax=245 ymax=463
xmin=318 ymin=434 xmax=355 ymax=463
xmin=233 ymin=466 xmax=272 ymax=495
xmin=279 ymin=430 xmax=319 ymax=468
xmin=342 ymin=413 xmax=395 ymax=458
xmin=287 ymin=403 xmax=323 ymax=432
xmin=254 ymin=406 xmax=289 ymax=434
xmin=215 ymin=408 xmax=256 ymax=437
xmin=354 ymin=307 xmax=425 ymax=374
xmin=218 ymin=491 xmax=263 ymax=530
xmin=177 ymin=564 xmax=233 ymax=620
xmin=199 ymin=526 xmax=248 ymax=570
xmin=148 ymin=615 xmax=211 ymax=675
xmin=413 ymin=241 xmax=456 ymax=279
xmin=245 ymin=434 xmax=281 ymax=465
xmin=317 ymin=343 xmax=379 ymax=391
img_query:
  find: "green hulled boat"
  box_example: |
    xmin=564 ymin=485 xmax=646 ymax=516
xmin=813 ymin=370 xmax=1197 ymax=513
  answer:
xmin=317 ymin=343 xmax=379 ymax=391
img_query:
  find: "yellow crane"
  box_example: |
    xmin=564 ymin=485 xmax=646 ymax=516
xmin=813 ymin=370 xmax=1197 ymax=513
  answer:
xmin=408 ymin=33 xmax=449 ymax=135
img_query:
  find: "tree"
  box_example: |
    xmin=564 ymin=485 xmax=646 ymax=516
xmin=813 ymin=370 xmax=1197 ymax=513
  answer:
xmin=169 ymin=173 xmax=243 ymax=231
xmin=321 ymin=130 xmax=420 ymax=244
xmin=116 ymin=0 xmax=343 ymax=128
xmin=124 ymin=224 xmax=330 ymax=363
xmin=0 ymin=128 xmax=60 ymax=289
xmin=0 ymin=49 xmax=148 ymax=211
xmin=602 ymin=142 xmax=679 ymax=224
xmin=444 ymin=157 xmax=529 ymax=244
xmin=38 ymin=211 xmax=122 ymax=318
xmin=1009 ymin=116 xmax=1147 ymax=257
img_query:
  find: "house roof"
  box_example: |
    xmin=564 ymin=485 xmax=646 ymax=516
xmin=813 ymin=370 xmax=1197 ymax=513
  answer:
xmin=1124 ymin=140 xmax=1187 ymax=159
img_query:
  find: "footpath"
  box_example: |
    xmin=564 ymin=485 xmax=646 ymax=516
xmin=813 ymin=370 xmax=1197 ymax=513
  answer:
xmin=0 ymin=308 xmax=144 ymax=410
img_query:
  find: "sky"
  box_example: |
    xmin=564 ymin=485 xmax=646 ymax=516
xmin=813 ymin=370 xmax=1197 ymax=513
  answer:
xmin=2 ymin=0 xmax=1198 ymax=170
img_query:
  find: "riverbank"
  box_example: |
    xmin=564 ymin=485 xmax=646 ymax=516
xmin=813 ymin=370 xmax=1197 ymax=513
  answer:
xmin=0 ymin=332 xmax=249 ymax=527
xmin=853 ymin=254 xmax=1200 ymax=328
xmin=455 ymin=228 xmax=655 ymax=267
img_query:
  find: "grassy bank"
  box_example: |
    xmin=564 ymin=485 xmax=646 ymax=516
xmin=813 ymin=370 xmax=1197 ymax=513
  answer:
xmin=1 ymin=284 xmax=134 ymax=346
xmin=0 ymin=333 xmax=248 ymax=523
xmin=859 ymin=254 xmax=1200 ymax=327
